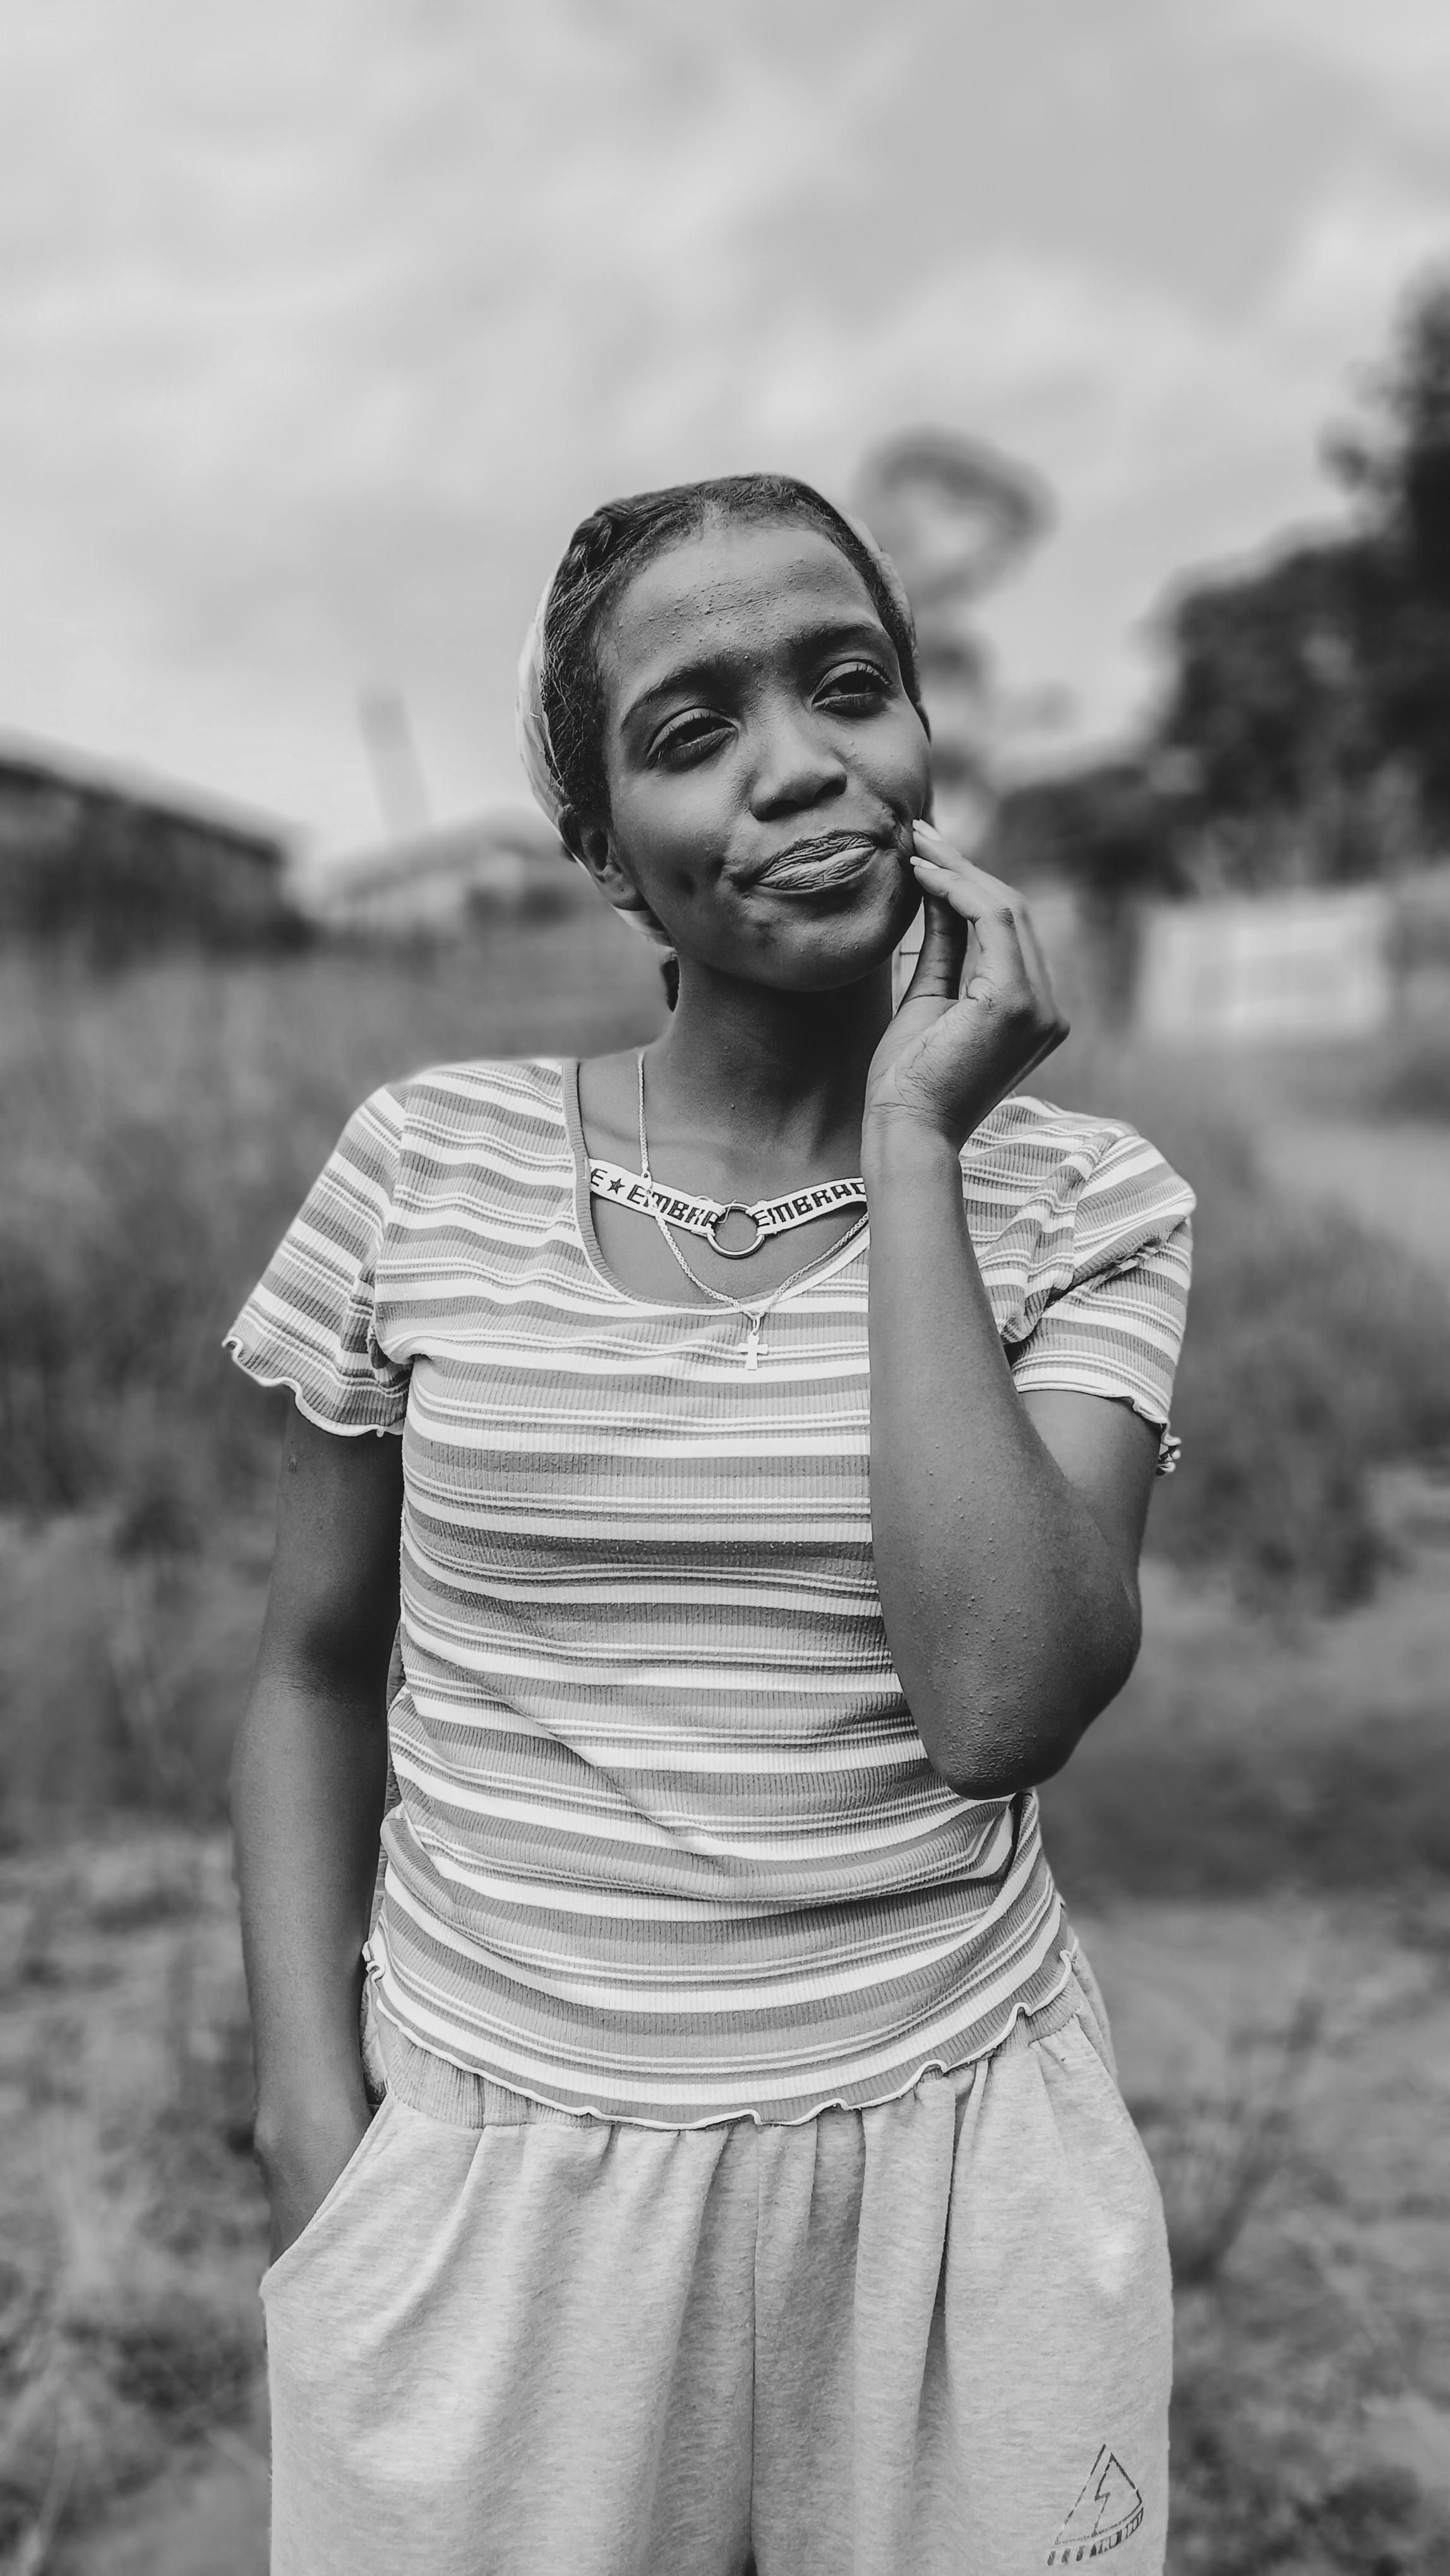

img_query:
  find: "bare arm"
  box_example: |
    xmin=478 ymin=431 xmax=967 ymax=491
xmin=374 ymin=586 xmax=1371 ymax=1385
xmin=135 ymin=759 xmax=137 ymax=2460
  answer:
xmin=230 ymin=1401 xmax=403 ymax=2257
xmin=865 ymin=826 xmax=1158 ymax=1798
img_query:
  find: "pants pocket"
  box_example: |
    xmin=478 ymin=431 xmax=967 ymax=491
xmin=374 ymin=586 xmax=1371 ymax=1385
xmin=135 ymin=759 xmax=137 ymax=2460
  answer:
xmin=261 ymin=2093 xmax=400 ymax=2303
xmin=1048 ymin=2010 xmax=1171 ymax=2256
xmin=1062 ymin=1937 xmax=1120 ymax=2085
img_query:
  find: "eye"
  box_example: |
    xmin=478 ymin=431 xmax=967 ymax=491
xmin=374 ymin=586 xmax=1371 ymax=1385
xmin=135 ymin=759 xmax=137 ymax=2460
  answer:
xmin=817 ymin=661 xmax=893 ymax=710
xmin=649 ymin=709 xmax=733 ymax=767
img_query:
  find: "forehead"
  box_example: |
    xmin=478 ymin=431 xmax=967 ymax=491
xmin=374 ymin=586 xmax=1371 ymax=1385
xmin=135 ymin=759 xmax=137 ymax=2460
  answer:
xmin=599 ymin=518 xmax=885 ymax=712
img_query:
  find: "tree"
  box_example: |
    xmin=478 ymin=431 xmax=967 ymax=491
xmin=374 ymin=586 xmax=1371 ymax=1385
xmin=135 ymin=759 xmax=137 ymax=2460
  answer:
xmin=992 ymin=759 xmax=1187 ymax=1019
xmin=853 ymin=429 xmax=1052 ymax=850
xmin=1327 ymin=273 xmax=1450 ymax=599
xmin=1153 ymin=270 xmax=1450 ymax=879
xmin=1154 ymin=538 xmax=1405 ymax=885
xmin=1327 ymin=272 xmax=1450 ymax=828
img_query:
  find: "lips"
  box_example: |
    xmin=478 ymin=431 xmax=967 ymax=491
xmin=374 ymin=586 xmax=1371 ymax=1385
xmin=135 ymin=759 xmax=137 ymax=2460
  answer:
xmin=751 ymin=830 xmax=893 ymax=893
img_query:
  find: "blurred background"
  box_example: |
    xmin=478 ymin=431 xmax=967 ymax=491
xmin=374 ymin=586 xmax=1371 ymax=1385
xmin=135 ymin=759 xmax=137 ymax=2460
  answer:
xmin=3 ymin=4 xmax=1450 ymax=2568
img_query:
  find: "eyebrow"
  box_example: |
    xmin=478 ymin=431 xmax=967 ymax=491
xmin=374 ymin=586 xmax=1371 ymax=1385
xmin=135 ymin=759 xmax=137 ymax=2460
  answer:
xmin=619 ymin=614 xmax=894 ymax=733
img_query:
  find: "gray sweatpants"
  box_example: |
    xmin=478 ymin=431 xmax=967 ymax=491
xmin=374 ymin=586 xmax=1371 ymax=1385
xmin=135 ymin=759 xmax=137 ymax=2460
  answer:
xmin=263 ymin=1962 xmax=1171 ymax=2575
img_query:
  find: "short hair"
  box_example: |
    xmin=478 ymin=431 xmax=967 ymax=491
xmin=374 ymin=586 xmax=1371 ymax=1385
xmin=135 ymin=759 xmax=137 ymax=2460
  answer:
xmin=539 ymin=474 xmax=924 ymax=832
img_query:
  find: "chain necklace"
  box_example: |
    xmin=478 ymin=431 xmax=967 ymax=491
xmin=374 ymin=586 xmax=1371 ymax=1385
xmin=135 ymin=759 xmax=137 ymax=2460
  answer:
xmin=630 ymin=1051 xmax=868 ymax=1371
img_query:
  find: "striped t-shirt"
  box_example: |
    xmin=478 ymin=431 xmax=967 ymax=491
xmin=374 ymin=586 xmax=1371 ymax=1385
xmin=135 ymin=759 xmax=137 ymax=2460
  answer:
xmin=227 ymin=1056 xmax=1193 ymax=2127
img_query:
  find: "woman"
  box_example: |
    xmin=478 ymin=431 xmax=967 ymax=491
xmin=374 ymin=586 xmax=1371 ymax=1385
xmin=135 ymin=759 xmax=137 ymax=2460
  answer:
xmin=228 ymin=474 xmax=1194 ymax=2576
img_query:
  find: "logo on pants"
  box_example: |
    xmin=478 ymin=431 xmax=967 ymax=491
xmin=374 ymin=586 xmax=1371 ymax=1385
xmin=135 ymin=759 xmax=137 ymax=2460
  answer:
xmin=1047 ymin=2447 xmax=1144 ymax=2561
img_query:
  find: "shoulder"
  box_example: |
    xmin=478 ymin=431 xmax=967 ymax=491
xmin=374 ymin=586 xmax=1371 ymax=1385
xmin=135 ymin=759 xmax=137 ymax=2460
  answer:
xmin=384 ymin=1054 xmax=565 ymax=1124
xmin=336 ymin=1060 xmax=571 ymax=1212
xmin=968 ymin=1092 xmax=1195 ymax=1282
xmin=965 ymin=1095 xmax=1194 ymax=1233
xmin=367 ymin=1056 xmax=568 ymax=1153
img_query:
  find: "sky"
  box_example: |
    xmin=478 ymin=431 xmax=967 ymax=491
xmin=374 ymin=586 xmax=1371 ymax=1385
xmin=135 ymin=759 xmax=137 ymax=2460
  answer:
xmin=2 ymin=0 xmax=1448 ymax=857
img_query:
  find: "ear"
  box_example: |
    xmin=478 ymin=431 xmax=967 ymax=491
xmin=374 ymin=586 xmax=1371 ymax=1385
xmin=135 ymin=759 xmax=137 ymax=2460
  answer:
xmin=563 ymin=808 xmax=675 ymax=950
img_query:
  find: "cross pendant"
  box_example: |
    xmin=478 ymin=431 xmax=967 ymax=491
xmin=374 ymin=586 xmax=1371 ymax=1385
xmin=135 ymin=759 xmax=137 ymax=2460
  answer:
xmin=744 ymin=1315 xmax=764 ymax=1371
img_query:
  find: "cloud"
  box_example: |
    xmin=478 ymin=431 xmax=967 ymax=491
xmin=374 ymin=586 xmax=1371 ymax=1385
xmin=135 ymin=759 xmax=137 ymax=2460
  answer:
xmin=0 ymin=0 xmax=1447 ymax=844
xmin=1211 ymin=0 xmax=1450 ymax=128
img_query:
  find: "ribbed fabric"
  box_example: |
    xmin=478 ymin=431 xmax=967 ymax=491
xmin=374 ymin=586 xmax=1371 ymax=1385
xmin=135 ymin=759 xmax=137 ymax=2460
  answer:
xmin=227 ymin=1057 xmax=1192 ymax=2126
xmin=367 ymin=1948 xmax=1091 ymax=2130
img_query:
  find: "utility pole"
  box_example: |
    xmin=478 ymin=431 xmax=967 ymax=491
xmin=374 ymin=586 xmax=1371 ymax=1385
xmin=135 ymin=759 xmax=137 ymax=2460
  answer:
xmin=357 ymin=688 xmax=432 ymax=840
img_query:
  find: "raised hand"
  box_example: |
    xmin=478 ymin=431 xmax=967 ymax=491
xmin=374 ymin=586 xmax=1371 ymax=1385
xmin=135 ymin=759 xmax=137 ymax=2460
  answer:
xmin=864 ymin=820 xmax=1068 ymax=1154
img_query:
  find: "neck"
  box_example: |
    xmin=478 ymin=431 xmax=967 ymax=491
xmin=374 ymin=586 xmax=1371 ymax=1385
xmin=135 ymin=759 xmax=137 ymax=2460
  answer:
xmin=645 ymin=955 xmax=893 ymax=1164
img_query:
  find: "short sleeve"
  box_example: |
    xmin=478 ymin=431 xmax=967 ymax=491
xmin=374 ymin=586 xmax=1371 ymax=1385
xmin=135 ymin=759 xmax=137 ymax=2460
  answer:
xmin=224 ymin=1085 xmax=411 ymax=1435
xmin=1008 ymin=1128 xmax=1194 ymax=1474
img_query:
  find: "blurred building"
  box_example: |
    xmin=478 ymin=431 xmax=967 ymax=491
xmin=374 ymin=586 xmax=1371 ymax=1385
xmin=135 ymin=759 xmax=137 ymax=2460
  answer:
xmin=310 ymin=808 xmax=576 ymax=936
xmin=1136 ymin=885 xmax=1393 ymax=1046
xmin=0 ymin=732 xmax=296 ymax=953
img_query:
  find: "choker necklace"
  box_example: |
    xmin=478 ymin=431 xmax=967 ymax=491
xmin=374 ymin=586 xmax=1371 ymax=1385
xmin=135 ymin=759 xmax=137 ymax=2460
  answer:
xmin=587 ymin=1160 xmax=868 ymax=1258
xmin=590 ymin=1052 xmax=869 ymax=1371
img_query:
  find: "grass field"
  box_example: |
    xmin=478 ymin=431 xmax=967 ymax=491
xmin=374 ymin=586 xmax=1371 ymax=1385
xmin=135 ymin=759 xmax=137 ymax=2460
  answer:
xmin=3 ymin=915 xmax=1449 ymax=2570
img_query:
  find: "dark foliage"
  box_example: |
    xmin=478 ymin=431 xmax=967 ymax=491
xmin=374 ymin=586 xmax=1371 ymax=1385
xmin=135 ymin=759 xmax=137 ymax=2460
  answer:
xmin=992 ymin=760 xmax=1185 ymax=900
xmin=1151 ymin=270 xmax=1450 ymax=877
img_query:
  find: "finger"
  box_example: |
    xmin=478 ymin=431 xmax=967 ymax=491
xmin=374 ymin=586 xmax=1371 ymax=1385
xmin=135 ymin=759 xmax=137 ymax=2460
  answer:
xmin=915 ymin=857 xmax=1034 ymax=1002
xmin=1017 ymin=1018 xmax=1069 ymax=1086
xmin=1010 ymin=902 xmax=1070 ymax=1068
xmin=910 ymin=850 xmax=1034 ymax=970
xmin=911 ymin=817 xmax=964 ymax=866
xmin=900 ymin=885 xmax=968 ymax=1007
xmin=1016 ymin=902 xmax=1064 ymax=1021
xmin=912 ymin=825 xmax=1022 ymax=914
xmin=909 ymin=837 xmax=1067 ymax=1056
xmin=908 ymin=838 xmax=1069 ymax=1108
xmin=1010 ymin=986 xmax=1071 ymax=1088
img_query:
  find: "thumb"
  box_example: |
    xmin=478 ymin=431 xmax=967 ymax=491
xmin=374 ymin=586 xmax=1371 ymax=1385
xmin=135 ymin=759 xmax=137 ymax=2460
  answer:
xmin=901 ymin=888 xmax=968 ymax=1008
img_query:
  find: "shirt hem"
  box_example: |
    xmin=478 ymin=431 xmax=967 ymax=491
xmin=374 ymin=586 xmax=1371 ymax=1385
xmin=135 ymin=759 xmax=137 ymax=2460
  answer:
xmin=363 ymin=1925 xmax=1079 ymax=2132
xmin=220 ymin=1334 xmax=406 ymax=1438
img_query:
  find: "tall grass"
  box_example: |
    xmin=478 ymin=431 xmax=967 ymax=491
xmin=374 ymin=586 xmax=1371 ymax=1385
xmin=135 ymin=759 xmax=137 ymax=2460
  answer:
xmin=0 ymin=918 xmax=666 ymax=1529
xmin=0 ymin=925 xmax=665 ymax=1832
xmin=3 ymin=933 xmax=1449 ymax=1830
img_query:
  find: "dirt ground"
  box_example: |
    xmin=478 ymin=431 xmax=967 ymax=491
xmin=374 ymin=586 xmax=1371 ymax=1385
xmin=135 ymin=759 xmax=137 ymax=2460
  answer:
xmin=1089 ymin=1893 xmax=1450 ymax=2570
xmin=6 ymin=1875 xmax=1448 ymax=2574
xmin=0 ymin=1832 xmax=269 ymax=2573
xmin=2 ymin=1551 xmax=1447 ymax=2572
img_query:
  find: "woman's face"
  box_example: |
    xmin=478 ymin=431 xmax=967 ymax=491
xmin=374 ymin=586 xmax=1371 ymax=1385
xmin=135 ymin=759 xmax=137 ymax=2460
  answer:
xmin=582 ymin=518 xmax=931 ymax=993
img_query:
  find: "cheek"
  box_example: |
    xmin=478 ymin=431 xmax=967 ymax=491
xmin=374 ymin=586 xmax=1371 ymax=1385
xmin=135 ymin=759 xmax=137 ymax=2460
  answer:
xmin=902 ymin=711 xmax=934 ymax=809
xmin=609 ymin=775 xmax=733 ymax=907
xmin=860 ymin=704 xmax=932 ymax=815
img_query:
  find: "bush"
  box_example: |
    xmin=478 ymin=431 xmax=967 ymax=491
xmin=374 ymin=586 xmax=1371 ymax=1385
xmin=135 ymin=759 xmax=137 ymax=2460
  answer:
xmin=4 ymin=941 xmax=1449 ymax=1838
xmin=1154 ymin=1174 xmax=1450 ymax=1607
xmin=1374 ymin=1021 xmax=1450 ymax=1121
xmin=1047 ymin=1057 xmax=1450 ymax=1610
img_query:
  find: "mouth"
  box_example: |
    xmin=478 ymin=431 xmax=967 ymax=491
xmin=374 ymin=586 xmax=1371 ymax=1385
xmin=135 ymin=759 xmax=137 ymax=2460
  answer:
xmin=750 ymin=828 xmax=899 ymax=895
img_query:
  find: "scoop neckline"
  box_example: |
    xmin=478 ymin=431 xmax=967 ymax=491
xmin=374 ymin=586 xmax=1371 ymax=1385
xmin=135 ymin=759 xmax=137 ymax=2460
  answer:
xmin=559 ymin=1056 xmax=870 ymax=1318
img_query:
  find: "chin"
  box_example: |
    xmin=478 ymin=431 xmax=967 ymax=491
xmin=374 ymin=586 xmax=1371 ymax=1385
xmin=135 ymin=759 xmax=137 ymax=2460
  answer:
xmin=764 ymin=891 xmax=921 ymax=996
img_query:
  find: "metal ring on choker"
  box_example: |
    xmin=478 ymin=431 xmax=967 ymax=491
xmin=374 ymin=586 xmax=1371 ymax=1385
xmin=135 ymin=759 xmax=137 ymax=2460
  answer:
xmin=705 ymin=1205 xmax=766 ymax=1259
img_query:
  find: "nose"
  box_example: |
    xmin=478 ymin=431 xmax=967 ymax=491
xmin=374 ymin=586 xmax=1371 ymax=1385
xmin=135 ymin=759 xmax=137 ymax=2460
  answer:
xmin=746 ymin=700 xmax=849 ymax=821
